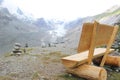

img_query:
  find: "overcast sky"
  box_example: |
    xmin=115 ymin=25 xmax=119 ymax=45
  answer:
xmin=2 ymin=0 xmax=120 ymax=20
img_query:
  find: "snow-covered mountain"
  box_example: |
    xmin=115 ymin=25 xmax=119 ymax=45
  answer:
xmin=0 ymin=4 xmax=68 ymax=54
xmin=0 ymin=1 xmax=120 ymax=54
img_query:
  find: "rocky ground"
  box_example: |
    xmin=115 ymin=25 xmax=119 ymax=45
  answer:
xmin=0 ymin=45 xmax=120 ymax=80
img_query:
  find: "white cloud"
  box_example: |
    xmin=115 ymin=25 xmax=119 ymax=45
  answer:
xmin=2 ymin=0 xmax=120 ymax=20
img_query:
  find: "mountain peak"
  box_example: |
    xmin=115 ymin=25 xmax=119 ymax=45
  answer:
xmin=0 ymin=7 xmax=10 ymax=15
xmin=17 ymin=8 xmax=23 ymax=15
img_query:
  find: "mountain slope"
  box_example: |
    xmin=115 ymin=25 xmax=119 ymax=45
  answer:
xmin=0 ymin=6 xmax=67 ymax=54
xmin=0 ymin=7 xmax=51 ymax=54
xmin=64 ymin=5 xmax=120 ymax=49
xmin=95 ymin=5 xmax=120 ymax=25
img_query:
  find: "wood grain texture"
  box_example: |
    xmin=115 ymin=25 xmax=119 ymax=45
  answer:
xmin=61 ymin=48 xmax=114 ymax=68
xmin=88 ymin=21 xmax=98 ymax=64
xmin=93 ymin=55 xmax=120 ymax=67
xmin=77 ymin=23 xmax=94 ymax=53
xmin=77 ymin=22 xmax=118 ymax=52
xmin=77 ymin=21 xmax=119 ymax=66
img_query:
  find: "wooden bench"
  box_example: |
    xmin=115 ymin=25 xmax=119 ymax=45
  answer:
xmin=61 ymin=21 xmax=119 ymax=68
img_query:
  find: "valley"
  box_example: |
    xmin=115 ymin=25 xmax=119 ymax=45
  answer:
xmin=0 ymin=2 xmax=120 ymax=80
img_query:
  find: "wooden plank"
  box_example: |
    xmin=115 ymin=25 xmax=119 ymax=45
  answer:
xmin=96 ymin=23 xmax=117 ymax=46
xmin=77 ymin=22 xmax=117 ymax=53
xmin=61 ymin=48 xmax=114 ymax=68
xmin=77 ymin=23 xmax=94 ymax=53
xmin=100 ymin=25 xmax=119 ymax=66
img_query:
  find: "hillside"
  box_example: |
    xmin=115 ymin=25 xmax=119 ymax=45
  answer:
xmin=95 ymin=6 xmax=120 ymax=25
xmin=0 ymin=6 xmax=67 ymax=54
xmin=64 ymin=5 xmax=120 ymax=49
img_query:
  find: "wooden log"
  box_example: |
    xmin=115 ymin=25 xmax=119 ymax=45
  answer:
xmin=93 ymin=55 xmax=120 ymax=67
xmin=67 ymin=64 xmax=107 ymax=80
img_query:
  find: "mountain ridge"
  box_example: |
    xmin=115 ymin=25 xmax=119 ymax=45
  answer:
xmin=64 ymin=5 xmax=120 ymax=49
xmin=0 ymin=5 xmax=120 ymax=54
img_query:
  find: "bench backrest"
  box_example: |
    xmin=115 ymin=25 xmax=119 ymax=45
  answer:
xmin=77 ymin=21 xmax=119 ymax=66
xmin=77 ymin=21 xmax=118 ymax=53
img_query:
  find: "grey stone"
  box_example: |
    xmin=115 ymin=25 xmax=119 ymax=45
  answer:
xmin=12 ymin=43 xmax=22 ymax=56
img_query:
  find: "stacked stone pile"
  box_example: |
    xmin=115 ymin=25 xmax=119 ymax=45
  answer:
xmin=12 ymin=43 xmax=22 ymax=56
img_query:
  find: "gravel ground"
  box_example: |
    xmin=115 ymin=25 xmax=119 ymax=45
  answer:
xmin=0 ymin=46 xmax=73 ymax=80
xmin=0 ymin=46 xmax=120 ymax=80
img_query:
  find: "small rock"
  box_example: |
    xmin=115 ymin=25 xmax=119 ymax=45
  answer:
xmin=68 ymin=74 xmax=72 ymax=77
xmin=15 ymin=43 xmax=21 ymax=47
xmin=115 ymin=69 xmax=119 ymax=72
xmin=14 ymin=46 xmax=20 ymax=50
xmin=12 ymin=43 xmax=22 ymax=56
xmin=39 ymin=76 xmax=45 ymax=80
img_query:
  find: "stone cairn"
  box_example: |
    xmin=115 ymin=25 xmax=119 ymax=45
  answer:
xmin=12 ymin=43 xmax=22 ymax=56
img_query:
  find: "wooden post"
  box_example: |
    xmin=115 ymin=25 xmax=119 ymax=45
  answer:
xmin=67 ymin=64 xmax=107 ymax=80
xmin=88 ymin=21 xmax=98 ymax=64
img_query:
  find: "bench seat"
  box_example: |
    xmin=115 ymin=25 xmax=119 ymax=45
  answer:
xmin=61 ymin=48 xmax=114 ymax=68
